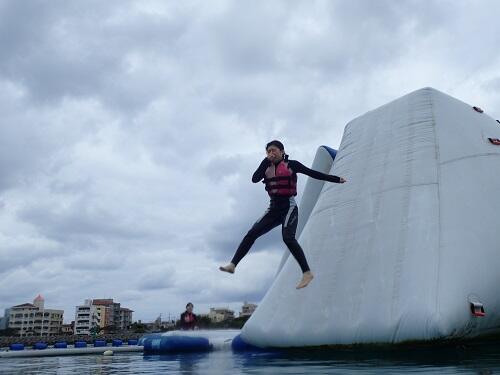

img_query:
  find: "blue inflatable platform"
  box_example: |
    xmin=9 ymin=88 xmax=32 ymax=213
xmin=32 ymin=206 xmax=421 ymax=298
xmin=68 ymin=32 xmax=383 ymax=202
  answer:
xmin=141 ymin=330 xmax=263 ymax=354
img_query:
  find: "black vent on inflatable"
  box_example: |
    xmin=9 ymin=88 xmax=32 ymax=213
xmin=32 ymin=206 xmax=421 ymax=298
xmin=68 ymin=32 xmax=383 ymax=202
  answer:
xmin=488 ymin=138 xmax=500 ymax=145
xmin=470 ymin=301 xmax=486 ymax=317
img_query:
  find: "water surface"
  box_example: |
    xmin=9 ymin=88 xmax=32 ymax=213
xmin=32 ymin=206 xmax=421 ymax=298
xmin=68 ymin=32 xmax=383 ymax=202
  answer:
xmin=1 ymin=343 xmax=499 ymax=374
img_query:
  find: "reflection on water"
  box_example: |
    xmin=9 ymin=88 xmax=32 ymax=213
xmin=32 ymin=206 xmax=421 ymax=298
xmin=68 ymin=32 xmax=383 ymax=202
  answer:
xmin=1 ymin=342 xmax=500 ymax=374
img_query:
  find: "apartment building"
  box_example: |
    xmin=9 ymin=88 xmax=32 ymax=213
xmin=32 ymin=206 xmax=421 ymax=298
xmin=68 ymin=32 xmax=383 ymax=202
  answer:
xmin=74 ymin=300 xmax=99 ymax=335
xmin=119 ymin=307 xmax=133 ymax=330
xmin=61 ymin=322 xmax=74 ymax=335
xmin=94 ymin=305 xmax=111 ymax=329
xmin=73 ymin=298 xmax=133 ymax=333
xmin=92 ymin=299 xmax=121 ymax=329
xmin=208 ymin=307 xmax=235 ymax=323
xmin=8 ymin=295 xmax=63 ymax=337
xmin=239 ymin=301 xmax=258 ymax=318
xmin=92 ymin=299 xmax=133 ymax=330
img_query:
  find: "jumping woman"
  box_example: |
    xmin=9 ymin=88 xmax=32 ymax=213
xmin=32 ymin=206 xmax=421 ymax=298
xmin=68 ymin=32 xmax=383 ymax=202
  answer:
xmin=220 ymin=140 xmax=346 ymax=289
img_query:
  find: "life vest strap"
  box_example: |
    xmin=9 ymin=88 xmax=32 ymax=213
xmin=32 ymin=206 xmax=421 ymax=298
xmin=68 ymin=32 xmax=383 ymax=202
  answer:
xmin=263 ymin=176 xmax=293 ymax=182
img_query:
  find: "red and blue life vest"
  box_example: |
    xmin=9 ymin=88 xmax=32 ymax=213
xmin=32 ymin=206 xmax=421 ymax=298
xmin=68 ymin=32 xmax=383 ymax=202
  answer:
xmin=263 ymin=160 xmax=297 ymax=197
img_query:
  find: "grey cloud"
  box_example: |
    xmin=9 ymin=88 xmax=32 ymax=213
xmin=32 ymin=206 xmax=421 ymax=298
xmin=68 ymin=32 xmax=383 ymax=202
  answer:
xmin=0 ymin=0 xmax=189 ymax=111
xmin=0 ymin=98 xmax=54 ymax=191
xmin=0 ymin=1 xmax=54 ymax=59
xmin=202 ymin=155 xmax=243 ymax=182
xmin=209 ymin=74 xmax=320 ymax=134
xmin=137 ymin=268 xmax=174 ymax=291
xmin=283 ymin=1 xmax=448 ymax=76
xmin=63 ymin=251 xmax=125 ymax=272
xmin=2 ymin=0 xmax=500 ymax=321
xmin=0 ymin=85 xmax=111 ymax=194
xmin=207 ymin=2 xmax=290 ymax=74
xmin=18 ymin=198 xmax=152 ymax=244
xmin=0 ymin=1 xmax=109 ymax=102
xmin=0 ymin=268 xmax=45 ymax=303
xmin=0 ymin=243 xmax=61 ymax=274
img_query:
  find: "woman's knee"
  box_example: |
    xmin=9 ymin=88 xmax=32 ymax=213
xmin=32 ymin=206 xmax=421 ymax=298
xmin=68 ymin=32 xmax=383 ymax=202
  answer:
xmin=282 ymin=234 xmax=297 ymax=246
xmin=245 ymin=229 xmax=259 ymax=241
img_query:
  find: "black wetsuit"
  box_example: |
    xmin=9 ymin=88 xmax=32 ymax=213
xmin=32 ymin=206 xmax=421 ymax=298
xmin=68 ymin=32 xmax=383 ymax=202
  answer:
xmin=231 ymin=158 xmax=341 ymax=273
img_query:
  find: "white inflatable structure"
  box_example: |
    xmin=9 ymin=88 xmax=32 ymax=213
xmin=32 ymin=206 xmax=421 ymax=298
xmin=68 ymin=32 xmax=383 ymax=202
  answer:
xmin=242 ymin=87 xmax=500 ymax=347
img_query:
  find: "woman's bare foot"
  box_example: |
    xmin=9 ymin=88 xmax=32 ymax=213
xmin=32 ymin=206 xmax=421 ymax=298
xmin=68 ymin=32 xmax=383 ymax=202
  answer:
xmin=296 ymin=271 xmax=314 ymax=289
xmin=219 ymin=263 xmax=235 ymax=274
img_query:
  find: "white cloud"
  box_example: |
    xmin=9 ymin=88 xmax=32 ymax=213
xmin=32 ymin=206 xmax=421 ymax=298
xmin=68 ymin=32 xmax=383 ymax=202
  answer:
xmin=1 ymin=0 xmax=500 ymax=322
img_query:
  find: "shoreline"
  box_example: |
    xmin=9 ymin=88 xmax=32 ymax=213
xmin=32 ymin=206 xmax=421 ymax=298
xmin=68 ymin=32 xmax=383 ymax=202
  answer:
xmin=0 ymin=333 xmax=142 ymax=350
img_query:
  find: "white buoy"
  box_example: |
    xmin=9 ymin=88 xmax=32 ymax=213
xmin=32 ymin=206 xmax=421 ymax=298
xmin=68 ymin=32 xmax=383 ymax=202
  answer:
xmin=103 ymin=350 xmax=114 ymax=356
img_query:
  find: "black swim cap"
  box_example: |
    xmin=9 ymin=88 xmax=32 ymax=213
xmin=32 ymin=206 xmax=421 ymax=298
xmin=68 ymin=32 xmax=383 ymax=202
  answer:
xmin=266 ymin=140 xmax=284 ymax=151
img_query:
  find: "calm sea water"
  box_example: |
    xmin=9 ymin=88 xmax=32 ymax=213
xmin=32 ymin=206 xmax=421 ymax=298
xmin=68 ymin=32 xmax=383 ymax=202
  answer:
xmin=1 ymin=344 xmax=500 ymax=374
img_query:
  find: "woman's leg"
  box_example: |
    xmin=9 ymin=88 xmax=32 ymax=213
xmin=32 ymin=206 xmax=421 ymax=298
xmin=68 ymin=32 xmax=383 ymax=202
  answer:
xmin=231 ymin=209 xmax=281 ymax=266
xmin=282 ymin=205 xmax=310 ymax=273
xmin=281 ymin=201 xmax=314 ymax=288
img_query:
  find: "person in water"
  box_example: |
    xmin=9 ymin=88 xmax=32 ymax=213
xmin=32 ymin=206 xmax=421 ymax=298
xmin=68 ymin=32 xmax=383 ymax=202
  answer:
xmin=180 ymin=302 xmax=198 ymax=330
xmin=220 ymin=140 xmax=346 ymax=289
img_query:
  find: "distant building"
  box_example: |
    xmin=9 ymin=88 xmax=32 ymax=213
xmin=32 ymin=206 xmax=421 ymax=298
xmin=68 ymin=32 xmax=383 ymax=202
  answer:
xmin=61 ymin=322 xmax=74 ymax=335
xmin=92 ymin=299 xmax=120 ymax=329
xmin=74 ymin=300 xmax=99 ymax=335
xmin=71 ymin=298 xmax=133 ymax=333
xmin=119 ymin=308 xmax=133 ymax=330
xmin=8 ymin=295 xmax=64 ymax=337
xmin=239 ymin=301 xmax=257 ymax=318
xmin=0 ymin=309 xmax=10 ymax=330
xmin=209 ymin=307 xmax=235 ymax=323
xmin=94 ymin=305 xmax=111 ymax=330
xmin=140 ymin=315 xmax=175 ymax=332
xmin=91 ymin=299 xmax=132 ymax=330
xmin=140 ymin=317 xmax=161 ymax=332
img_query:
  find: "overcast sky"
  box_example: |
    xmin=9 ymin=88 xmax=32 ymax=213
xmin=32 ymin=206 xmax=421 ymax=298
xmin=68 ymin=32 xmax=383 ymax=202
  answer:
xmin=1 ymin=0 xmax=500 ymax=323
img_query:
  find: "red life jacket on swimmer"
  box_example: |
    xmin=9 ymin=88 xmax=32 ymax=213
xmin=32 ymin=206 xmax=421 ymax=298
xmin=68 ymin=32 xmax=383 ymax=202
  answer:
xmin=263 ymin=160 xmax=297 ymax=197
